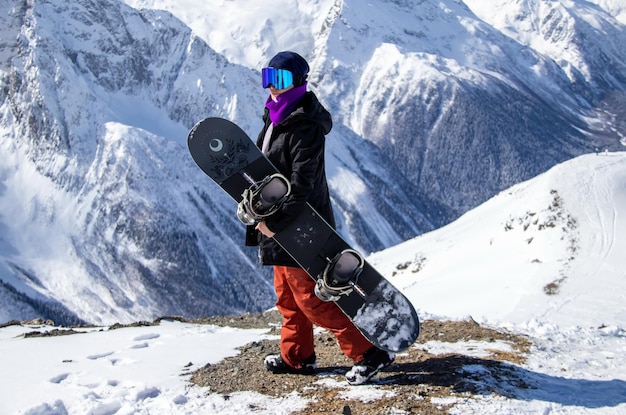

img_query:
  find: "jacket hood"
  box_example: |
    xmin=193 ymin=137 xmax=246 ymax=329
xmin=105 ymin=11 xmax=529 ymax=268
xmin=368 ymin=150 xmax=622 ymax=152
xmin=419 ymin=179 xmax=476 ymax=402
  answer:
xmin=280 ymin=91 xmax=332 ymax=136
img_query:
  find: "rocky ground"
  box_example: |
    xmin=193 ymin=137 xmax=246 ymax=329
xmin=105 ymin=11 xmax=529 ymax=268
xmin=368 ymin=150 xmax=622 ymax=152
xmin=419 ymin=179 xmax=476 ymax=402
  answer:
xmin=188 ymin=310 xmax=532 ymax=415
xmin=9 ymin=311 xmax=532 ymax=414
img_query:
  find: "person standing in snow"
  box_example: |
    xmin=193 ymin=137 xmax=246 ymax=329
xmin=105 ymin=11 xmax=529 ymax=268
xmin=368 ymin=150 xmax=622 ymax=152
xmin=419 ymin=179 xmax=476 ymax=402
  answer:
xmin=245 ymin=51 xmax=394 ymax=385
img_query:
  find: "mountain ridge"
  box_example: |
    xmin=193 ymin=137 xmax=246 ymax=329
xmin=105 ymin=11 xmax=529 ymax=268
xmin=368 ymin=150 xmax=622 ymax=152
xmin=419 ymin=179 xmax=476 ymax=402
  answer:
xmin=1 ymin=0 xmax=625 ymax=324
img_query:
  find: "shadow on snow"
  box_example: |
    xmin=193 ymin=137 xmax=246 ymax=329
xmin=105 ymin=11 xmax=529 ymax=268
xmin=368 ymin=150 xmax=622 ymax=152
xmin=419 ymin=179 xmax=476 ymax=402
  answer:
xmin=376 ymin=355 xmax=626 ymax=409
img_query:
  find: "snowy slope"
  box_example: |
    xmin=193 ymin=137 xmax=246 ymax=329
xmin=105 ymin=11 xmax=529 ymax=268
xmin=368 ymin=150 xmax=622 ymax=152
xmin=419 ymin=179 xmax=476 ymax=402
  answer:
xmin=1 ymin=152 xmax=625 ymax=414
xmin=371 ymin=151 xmax=626 ymax=328
xmin=465 ymin=0 xmax=626 ymax=89
xmin=595 ymin=0 xmax=626 ymax=23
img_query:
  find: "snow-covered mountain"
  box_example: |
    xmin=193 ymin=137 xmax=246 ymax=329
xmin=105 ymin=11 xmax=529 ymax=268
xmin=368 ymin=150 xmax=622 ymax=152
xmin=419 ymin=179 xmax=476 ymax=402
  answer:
xmin=131 ymin=0 xmax=626 ymax=210
xmin=1 ymin=0 xmax=625 ymax=325
xmin=0 ymin=0 xmax=274 ymax=325
xmin=372 ymin=152 xmax=626 ymax=329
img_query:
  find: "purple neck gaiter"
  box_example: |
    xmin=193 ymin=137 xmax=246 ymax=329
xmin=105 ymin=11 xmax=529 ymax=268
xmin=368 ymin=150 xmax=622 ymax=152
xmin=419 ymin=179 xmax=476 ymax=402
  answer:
xmin=265 ymin=83 xmax=307 ymax=125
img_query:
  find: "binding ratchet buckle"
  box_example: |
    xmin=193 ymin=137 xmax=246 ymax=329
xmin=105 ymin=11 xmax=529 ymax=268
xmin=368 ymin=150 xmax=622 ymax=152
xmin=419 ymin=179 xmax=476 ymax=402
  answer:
xmin=315 ymin=249 xmax=367 ymax=302
xmin=237 ymin=173 xmax=291 ymax=225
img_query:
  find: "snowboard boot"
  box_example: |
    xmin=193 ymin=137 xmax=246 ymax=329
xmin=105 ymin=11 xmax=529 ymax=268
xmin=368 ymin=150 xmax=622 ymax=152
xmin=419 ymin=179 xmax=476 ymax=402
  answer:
xmin=346 ymin=347 xmax=395 ymax=385
xmin=264 ymin=353 xmax=317 ymax=375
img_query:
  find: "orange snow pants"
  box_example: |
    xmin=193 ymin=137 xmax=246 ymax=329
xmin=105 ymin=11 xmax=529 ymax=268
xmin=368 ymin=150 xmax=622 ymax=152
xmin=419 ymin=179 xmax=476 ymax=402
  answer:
xmin=273 ymin=265 xmax=374 ymax=369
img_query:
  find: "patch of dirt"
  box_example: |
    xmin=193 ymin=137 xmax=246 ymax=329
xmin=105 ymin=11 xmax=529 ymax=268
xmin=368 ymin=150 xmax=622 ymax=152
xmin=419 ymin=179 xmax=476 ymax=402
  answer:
xmin=190 ymin=310 xmax=533 ymax=415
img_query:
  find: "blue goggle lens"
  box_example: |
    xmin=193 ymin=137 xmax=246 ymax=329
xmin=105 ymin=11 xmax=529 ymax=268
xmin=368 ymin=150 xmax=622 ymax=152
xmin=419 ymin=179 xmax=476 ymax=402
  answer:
xmin=262 ymin=67 xmax=294 ymax=89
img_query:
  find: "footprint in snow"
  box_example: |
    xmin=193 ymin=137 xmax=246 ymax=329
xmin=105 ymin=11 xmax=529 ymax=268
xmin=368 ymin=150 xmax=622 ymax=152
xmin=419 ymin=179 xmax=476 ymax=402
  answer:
xmin=87 ymin=351 xmax=115 ymax=360
xmin=49 ymin=373 xmax=70 ymax=384
xmin=130 ymin=342 xmax=149 ymax=349
xmin=135 ymin=386 xmax=161 ymax=401
xmin=133 ymin=333 xmax=160 ymax=341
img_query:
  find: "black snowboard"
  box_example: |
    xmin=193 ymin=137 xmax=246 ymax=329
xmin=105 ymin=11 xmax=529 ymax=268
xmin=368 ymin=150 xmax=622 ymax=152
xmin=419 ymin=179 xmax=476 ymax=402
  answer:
xmin=187 ymin=117 xmax=419 ymax=352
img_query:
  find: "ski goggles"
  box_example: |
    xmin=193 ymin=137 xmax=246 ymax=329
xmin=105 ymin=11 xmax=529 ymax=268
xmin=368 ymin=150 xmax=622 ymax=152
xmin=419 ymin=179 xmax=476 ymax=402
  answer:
xmin=261 ymin=67 xmax=294 ymax=89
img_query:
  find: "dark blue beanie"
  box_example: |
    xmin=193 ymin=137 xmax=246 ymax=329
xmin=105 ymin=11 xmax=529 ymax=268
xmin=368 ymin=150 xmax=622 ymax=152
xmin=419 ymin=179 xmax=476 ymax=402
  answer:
xmin=268 ymin=51 xmax=309 ymax=85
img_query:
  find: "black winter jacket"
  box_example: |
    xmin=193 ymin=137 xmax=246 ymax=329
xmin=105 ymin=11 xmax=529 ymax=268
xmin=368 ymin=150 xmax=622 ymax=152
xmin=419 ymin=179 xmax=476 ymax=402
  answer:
xmin=246 ymin=91 xmax=335 ymax=267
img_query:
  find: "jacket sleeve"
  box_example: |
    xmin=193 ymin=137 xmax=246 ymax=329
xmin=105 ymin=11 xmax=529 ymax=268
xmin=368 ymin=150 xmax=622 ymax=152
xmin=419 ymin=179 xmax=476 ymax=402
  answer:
xmin=264 ymin=121 xmax=325 ymax=233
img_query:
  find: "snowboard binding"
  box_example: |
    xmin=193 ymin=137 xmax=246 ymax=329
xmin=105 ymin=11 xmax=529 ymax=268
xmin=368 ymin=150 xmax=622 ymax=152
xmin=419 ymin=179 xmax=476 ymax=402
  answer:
xmin=315 ymin=249 xmax=366 ymax=302
xmin=237 ymin=173 xmax=291 ymax=225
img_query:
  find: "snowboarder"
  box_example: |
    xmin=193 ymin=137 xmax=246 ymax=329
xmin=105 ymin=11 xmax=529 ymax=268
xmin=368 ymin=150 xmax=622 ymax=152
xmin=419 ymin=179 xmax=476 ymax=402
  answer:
xmin=246 ymin=51 xmax=395 ymax=385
